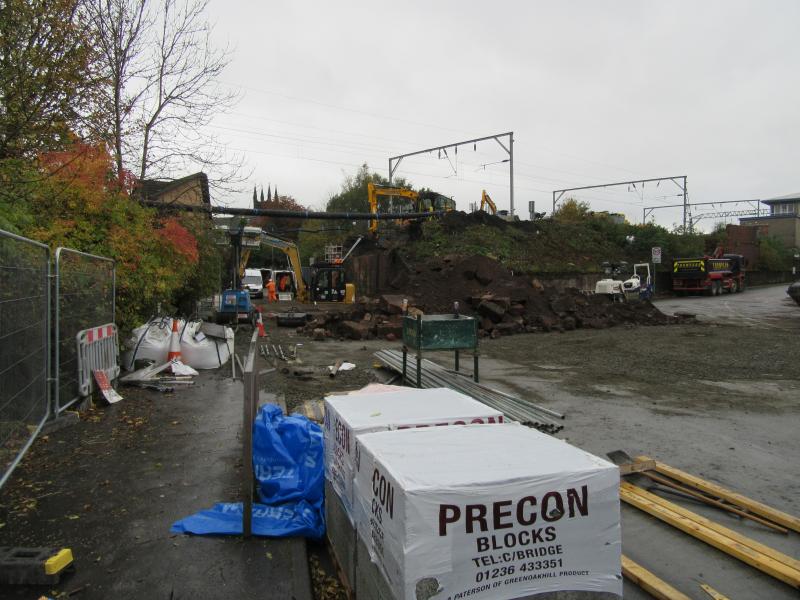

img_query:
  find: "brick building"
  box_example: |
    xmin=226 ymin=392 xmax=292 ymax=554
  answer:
xmin=740 ymin=192 xmax=800 ymax=251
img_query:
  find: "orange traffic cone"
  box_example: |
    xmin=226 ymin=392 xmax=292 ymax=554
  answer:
xmin=256 ymin=307 xmax=267 ymax=338
xmin=167 ymin=318 xmax=182 ymax=362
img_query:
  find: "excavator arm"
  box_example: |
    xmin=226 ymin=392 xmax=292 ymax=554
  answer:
xmin=480 ymin=190 xmax=497 ymax=215
xmin=237 ymin=249 xmax=252 ymax=278
xmin=259 ymin=233 xmax=310 ymax=302
xmin=367 ymin=182 xmax=419 ymax=234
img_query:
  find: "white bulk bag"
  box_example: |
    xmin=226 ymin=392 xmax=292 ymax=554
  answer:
xmin=122 ymin=317 xmax=232 ymax=371
xmin=121 ymin=317 xmax=177 ymax=370
xmin=179 ymin=320 xmax=232 ymax=369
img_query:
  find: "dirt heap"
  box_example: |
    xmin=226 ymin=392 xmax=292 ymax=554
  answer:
xmin=300 ymin=254 xmax=684 ymax=341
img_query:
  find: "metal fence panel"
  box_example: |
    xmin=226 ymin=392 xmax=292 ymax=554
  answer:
xmin=0 ymin=230 xmax=50 ymax=489
xmin=55 ymin=248 xmax=115 ymax=413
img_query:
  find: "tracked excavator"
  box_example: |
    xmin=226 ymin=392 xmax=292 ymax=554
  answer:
xmin=480 ymin=189 xmax=498 ymax=215
xmin=260 ymin=233 xmax=356 ymax=303
xmin=366 ymin=183 xmax=455 ymax=235
xmin=478 ymin=190 xmax=519 ymax=221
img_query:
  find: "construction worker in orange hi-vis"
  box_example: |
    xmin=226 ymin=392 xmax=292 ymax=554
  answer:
xmin=266 ymin=278 xmax=277 ymax=302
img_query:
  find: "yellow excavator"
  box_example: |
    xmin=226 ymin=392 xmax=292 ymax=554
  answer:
xmin=260 ymin=233 xmax=355 ymax=303
xmin=479 ymin=190 xmax=520 ymax=221
xmin=367 ymin=182 xmax=455 ymax=234
xmin=480 ymin=190 xmax=497 ymax=215
xmin=367 ymin=182 xmax=419 ymax=234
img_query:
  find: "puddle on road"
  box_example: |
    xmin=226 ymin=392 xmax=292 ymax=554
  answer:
xmin=590 ymin=384 xmax=637 ymax=397
xmin=698 ymin=379 xmax=800 ymax=402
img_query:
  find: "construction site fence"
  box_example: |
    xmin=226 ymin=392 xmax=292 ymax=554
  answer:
xmin=0 ymin=228 xmax=115 ymax=491
xmin=54 ymin=248 xmax=115 ymax=413
xmin=0 ymin=230 xmax=51 ymax=489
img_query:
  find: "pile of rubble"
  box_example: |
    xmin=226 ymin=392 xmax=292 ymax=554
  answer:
xmin=301 ymin=295 xmax=413 ymax=342
xmin=298 ymin=254 xmax=685 ymax=341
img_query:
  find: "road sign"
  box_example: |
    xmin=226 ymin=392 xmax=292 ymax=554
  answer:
xmin=651 ymin=247 xmax=662 ymax=264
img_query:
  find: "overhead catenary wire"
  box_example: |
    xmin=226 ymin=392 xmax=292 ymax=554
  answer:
xmin=220 ymin=80 xmax=643 ymax=178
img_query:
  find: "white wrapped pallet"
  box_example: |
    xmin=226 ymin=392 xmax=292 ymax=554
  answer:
xmin=353 ymin=425 xmax=621 ymax=600
xmin=323 ymin=387 xmax=505 ymax=521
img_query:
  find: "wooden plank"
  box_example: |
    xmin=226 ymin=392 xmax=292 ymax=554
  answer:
xmin=620 ymin=483 xmax=800 ymax=588
xmin=700 ymin=583 xmax=731 ymax=600
xmin=619 ymin=459 xmax=657 ymax=475
xmin=621 ymin=555 xmax=692 ymax=600
xmin=641 ymin=471 xmax=788 ymax=534
xmin=636 ymin=455 xmax=800 ymax=534
xmin=621 ymin=482 xmax=800 ymax=572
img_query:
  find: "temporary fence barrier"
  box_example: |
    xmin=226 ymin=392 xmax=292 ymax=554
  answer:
xmin=0 ymin=230 xmax=50 ymax=490
xmin=1 ymin=230 xmax=117 ymax=490
xmin=54 ymin=248 xmax=115 ymax=413
xmin=76 ymin=323 xmax=120 ymax=397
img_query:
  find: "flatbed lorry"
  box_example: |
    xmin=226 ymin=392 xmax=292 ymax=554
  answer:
xmin=672 ymin=254 xmax=745 ymax=296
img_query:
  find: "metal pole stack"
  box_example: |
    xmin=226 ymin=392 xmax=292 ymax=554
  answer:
xmin=374 ymin=349 xmax=564 ymax=434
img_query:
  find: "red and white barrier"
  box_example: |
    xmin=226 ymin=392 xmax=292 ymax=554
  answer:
xmin=77 ymin=323 xmax=120 ymax=397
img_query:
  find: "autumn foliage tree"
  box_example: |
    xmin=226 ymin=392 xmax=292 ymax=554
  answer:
xmin=3 ymin=139 xmax=218 ymax=332
xmin=0 ymin=0 xmax=98 ymax=159
xmin=0 ymin=0 xmax=226 ymax=331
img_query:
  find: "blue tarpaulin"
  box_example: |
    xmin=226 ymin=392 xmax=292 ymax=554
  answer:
xmin=170 ymin=501 xmax=323 ymax=538
xmin=170 ymin=404 xmax=325 ymax=538
xmin=253 ymin=404 xmax=324 ymax=505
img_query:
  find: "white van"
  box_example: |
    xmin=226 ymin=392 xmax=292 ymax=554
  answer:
xmin=242 ymin=268 xmax=264 ymax=298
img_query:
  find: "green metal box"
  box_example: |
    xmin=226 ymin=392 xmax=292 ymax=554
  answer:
xmin=402 ymin=314 xmax=478 ymax=351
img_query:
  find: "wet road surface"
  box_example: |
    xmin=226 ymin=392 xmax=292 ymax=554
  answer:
xmin=654 ymin=283 xmax=800 ymax=328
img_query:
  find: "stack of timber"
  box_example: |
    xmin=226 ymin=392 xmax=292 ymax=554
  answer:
xmin=621 ymin=455 xmax=800 ymax=595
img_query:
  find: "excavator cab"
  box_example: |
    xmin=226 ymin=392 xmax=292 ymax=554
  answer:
xmin=417 ymin=190 xmax=455 ymax=213
xmin=310 ymin=264 xmax=355 ymax=303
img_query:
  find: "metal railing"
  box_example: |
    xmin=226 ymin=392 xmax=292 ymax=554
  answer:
xmin=54 ymin=248 xmax=115 ymax=413
xmin=242 ymin=330 xmax=259 ymax=537
xmin=0 ymin=230 xmax=51 ymax=489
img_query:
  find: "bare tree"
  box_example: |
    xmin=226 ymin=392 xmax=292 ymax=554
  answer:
xmin=89 ymin=0 xmax=245 ymax=188
xmin=85 ymin=0 xmax=150 ymax=181
xmin=136 ymin=0 xmax=242 ymax=186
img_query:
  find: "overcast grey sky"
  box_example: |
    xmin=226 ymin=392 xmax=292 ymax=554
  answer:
xmin=205 ymin=0 xmax=799 ymax=229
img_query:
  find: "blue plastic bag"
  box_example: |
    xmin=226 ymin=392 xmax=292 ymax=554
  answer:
xmin=170 ymin=500 xmax=324 ymax=538
xmin=170 ymin=404 xmax=326 ymax=538
xmin=253 ymin=404 xmax=324 ymax=505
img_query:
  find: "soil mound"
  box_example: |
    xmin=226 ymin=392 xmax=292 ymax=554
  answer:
xmin=401 ymin=254 xmax=676 ymax=333
xmin=439 ymin=210 xmax=509 ymax=232
xmin=302 ymin=254 xmax=684 ymax=340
